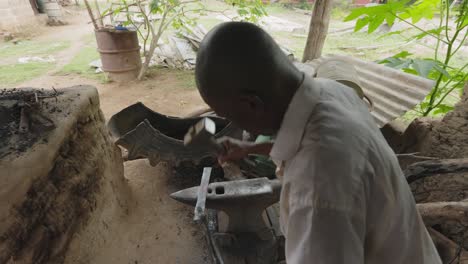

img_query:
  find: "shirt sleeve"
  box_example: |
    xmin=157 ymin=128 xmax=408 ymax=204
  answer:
xmin=283 ymin=139 xmax=368 ymax=264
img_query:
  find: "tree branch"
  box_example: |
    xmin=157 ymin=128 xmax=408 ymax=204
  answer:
xmin=435 ymin=2 xmax=445 ymax=61
xmin=450 ymin=28 xmax=468 ymax=57
xmin=432 ymin=70 xmax=468 ymax=110
xmin=393 ymin=13 xmax=450 ymax=45
xmin=445 ymin=0 xmax=451 ymax=42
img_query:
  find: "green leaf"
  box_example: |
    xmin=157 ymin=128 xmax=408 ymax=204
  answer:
xmin=393 ymin=51 xmax=413 ymax=58
xmin=420 ymin=101 xmax=429 ymax=109
xmin=150 ymin=0 xmax=159 ymax=12
xmin=461 ymin=15 xmax=468 ymax=28
xmin=355 ymin=17 xmax=369 ymax=32
xmin=385 ymin=13 xmax=396 ymax=26
xmin=412 ymin=59 xmax=436 ymax=78
xmin=344 ymin=7 xmax=367 ymax=22
xmin=433 ymin=63 xmax=450 ymax=78
xmin=377 ymin=29 xmax=410 ymax=39
xmin=368 ymin=15 xmax=385 ymax=33
xmin=403 ymin=68 xmax=419 ymax=75
xmin=238 ymin=8 xmax=248 ymax=16
xmin=409 ymin=26 xmax=446 ymax=40
xmin=380 ymin=57 xmax=413 ymax=69
xmin=101 ymin=7 xmax=112 ymax=17
xmin=433 ymin=104 xmax=454 ymax=115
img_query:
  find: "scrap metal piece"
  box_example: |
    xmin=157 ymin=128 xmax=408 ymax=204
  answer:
xmin=303 ymin=54 xmax=435 ymax=127
xmin=107 ymin=102 xmax=242 ymax=167
xmin=171 ymin=177 xmax=281 ymax=233
xmin=194 ymin=167 xmax=212 ymax=222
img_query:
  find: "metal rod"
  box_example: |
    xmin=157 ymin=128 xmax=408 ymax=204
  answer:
xmin=194 ymin=167 xmax=212 ymax=222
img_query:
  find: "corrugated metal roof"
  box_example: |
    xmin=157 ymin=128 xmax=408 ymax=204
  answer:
xmin=295 ymin=54 xmax=435 ymax=127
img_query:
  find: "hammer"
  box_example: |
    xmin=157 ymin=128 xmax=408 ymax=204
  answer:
xmin=184 ymin=117 xmax=245 ymax=180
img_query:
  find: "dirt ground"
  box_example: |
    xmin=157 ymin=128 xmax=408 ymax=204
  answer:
xmin=13 ymin=10 xmax=210 ymax=264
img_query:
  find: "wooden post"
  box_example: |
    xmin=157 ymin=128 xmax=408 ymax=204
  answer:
xmin=302 ymin=0 xmax=334 ymax=62
xmin=29 ymin=0 xmax=40 ymax=14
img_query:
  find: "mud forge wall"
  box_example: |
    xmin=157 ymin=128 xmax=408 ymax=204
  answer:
xmin=383 ymin=83 xmax=468 ymax=263
xmin=0 ymin=86 xmax=129 ymax=263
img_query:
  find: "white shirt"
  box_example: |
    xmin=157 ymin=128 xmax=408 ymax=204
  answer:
xmin=270 ymin=75 xmax=441 ymax=264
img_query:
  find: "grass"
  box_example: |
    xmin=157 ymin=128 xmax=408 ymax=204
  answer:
xmin=323 ymin=31 xmax=409 ymax=61
xmin=265 ymin=3 xmax=306 ymax=16
xmin=0 ymin=40 xmax=70 ymax=86
xmin=198 ymin=17 xmax=224 ymax=30
xmin=59 ymin=45 xmax=107 ymax=82
xmin=331 ymin=7 xmax=350 ymax=20
xmin=0 ymin=62 xmax=54 ymax=87
xmin=0 ymin=40 xmax=70 ymax=60
xmin=147 ymin=67 xmax=196 ymax=90
xmin=174 ymin=69 xmax=196 ymax=89
xmin=270 ymin=31 xmax=307 ymax=60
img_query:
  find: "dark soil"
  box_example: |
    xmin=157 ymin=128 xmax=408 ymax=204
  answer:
xmin=0 ymin=88 xmax=62 ymax=159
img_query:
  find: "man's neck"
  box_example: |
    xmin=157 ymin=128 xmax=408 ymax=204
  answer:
xmin=271 ymin=71 xmax=304 ymax=132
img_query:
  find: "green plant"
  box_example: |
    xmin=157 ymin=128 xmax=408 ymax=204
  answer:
xmin=274 ymin=0 xmax=313 ymax=11
xmin=345 ymin=0 xmax=468 ymax=116
xmin=0 ymin=63 xmax=54 ymax=87
xmin=101 ymin=0 xmax=267 ymax=80
xmin=331 ymin=0 xmax=351 ymax=19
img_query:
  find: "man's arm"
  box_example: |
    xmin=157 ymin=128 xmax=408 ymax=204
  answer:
xmin=216 ymin=137 xmax=273 ymax=163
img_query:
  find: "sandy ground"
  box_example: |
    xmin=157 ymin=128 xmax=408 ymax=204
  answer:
xmin=16 ymin=10 xmax=211 ymax=264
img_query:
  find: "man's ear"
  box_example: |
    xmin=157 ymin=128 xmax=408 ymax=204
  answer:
xmin=238 ymin=94 xmax=265 ymax=115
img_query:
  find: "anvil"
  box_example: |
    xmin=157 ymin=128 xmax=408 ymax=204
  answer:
xmin=170 ymin=177 xmax=281 ymax=234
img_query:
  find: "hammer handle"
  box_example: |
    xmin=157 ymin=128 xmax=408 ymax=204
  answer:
xmin=212 ymin=138 xmax=246 ymax=180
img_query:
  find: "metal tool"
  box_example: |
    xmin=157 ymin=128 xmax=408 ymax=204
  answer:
xmin=194 ymin=167 xmax=212 ymax=222
xmin=171 ymin=177 xmax=281 ymax=233
xmin=184 ymin=117 xmax=223 ymax=153
xmin=184 ymin=117 xmax=245 ymax=180
xmin=171 ymin=177 xmax=282 ymax=263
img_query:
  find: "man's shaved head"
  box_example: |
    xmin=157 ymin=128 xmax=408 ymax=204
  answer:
xmin=195 ymin=22 xmax=302 ymax=135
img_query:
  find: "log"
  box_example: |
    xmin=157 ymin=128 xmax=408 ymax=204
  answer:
xmin=417 ymin=202 xmax=468 ymax=226
xmin=396 ymin=153 xmax=437 ymax=171
xmin=405 ymin=158 xmax=468 ymax=184
xmin=418 ymin=202 xmax=468 ymax=250
xmin=406 ymin=159 xmax=468 ymax=203
xmin=405 ymin=158 xmax=468 ymax=250
xmin=428 ymin=227 xmax=468 ymax=264
xmin=302 ymin=0 xmax=333 ymax=62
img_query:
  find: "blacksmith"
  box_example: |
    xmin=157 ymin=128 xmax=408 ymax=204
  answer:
xmin=195 ymin=21 xmax=441 ymax=264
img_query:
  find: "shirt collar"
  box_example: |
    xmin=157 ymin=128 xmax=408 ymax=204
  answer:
xmin=270 ymin=74 xmax=322 ymax=162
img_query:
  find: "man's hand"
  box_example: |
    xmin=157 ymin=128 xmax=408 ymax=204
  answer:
xmin=217 ymin=137 xmax=255 ymax=164
xmin=217 ymin=137 xmax=274 ymax=164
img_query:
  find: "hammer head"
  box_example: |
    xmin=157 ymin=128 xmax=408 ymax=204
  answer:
xmin=184 ymin=117 xmax=217 ymax=147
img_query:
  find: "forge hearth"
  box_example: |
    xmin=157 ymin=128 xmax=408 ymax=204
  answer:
xmin=0 ymin=86 xmax=127 ymax=264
